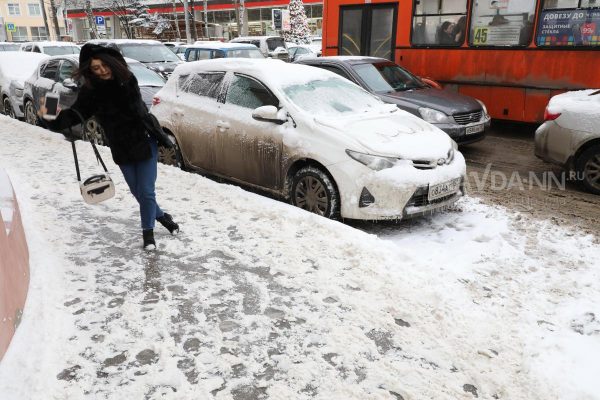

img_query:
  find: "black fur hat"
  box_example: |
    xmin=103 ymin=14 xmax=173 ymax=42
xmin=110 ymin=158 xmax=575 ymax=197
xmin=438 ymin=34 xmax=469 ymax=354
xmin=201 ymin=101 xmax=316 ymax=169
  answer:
xmin=79 ymin=43 xmax=126 ymax=66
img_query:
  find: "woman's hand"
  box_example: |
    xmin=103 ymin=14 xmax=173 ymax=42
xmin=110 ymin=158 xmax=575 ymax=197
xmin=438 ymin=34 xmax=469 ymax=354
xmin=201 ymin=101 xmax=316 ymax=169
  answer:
xmin=37 ymin=97 xmax=61 ymax=119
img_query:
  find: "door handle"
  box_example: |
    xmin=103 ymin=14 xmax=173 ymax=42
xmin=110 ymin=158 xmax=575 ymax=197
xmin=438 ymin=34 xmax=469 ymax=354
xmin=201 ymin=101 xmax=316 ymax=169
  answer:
xmin=216 ymin=120 xmax=230 ymax=130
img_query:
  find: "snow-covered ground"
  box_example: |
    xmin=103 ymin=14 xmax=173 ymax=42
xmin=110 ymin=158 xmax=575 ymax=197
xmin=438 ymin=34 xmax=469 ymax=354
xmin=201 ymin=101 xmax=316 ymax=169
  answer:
xmin=0 ymin=116 xmax=598 ymax=400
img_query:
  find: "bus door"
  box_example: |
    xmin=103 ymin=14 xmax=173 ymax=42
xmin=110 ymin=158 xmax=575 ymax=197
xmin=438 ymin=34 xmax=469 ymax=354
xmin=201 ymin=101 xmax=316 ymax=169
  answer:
xmin=339 ymin=3 xmax=397 ymax=60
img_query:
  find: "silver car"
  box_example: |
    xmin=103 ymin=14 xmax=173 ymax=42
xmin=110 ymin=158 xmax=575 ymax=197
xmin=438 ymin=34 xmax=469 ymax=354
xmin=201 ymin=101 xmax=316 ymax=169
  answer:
xmin=535 ymin=89 xmax=600 ymax=195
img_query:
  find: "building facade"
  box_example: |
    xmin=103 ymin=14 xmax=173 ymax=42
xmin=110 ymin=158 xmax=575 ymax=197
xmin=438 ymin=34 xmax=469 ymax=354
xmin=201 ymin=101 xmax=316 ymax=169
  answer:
xmin=0 ymin=0 xmax=66 ymax=41
xmin=66 ymin=0 xmax=322 ymax=42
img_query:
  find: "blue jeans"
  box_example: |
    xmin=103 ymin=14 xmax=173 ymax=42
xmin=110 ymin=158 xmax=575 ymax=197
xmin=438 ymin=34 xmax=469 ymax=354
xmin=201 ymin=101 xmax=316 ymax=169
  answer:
xmin=119 ymin=139 xmax=164 ymax=230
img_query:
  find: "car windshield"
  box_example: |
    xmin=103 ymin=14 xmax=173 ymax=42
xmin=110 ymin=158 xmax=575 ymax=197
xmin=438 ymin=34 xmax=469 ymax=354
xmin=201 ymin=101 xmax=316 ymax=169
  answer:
xmin=44 ymin=46 xmax=80 ymax=56
xmin=283 ymin=77 xmax=384 ymax=117
xmin=130 ymin=64 xmax=165 ymax=87
xmin=353 ymin=62 xmax=426 ymax=93
xmin=120 ymin=44 xmax=180 ymax=63
xmin=227 ymin=48 xmax=265 ymax=58
xmin=267 ymin=37 xmax=286 ymax=51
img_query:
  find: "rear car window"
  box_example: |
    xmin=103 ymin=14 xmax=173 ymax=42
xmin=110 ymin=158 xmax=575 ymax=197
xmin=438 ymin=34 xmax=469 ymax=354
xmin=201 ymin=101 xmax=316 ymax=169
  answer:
xmin=181 ymin=72 xmax=225 ymax=98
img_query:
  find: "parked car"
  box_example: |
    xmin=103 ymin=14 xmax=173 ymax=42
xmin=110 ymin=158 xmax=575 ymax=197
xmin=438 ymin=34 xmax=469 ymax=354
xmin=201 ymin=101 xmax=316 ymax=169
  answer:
xmin=170 ymin=44 xmax=192 ymax=61
xmin=287 ymin=44 xmax=319 ymax=62
xmin=0 ymin=42 xmax=20 ymax=51
xmin=86 ymin=39 xmax=183 ymax=79
xmin=23 ymin=55 xmax=165 ymax=144
xmin=295 ymin=56 xmax=490 ymax=144
xmin=163 ymin=41 xmax=186 ymax=48
xmin=307 ymin=36 xmax=322 ymax=55
xmin=152 ymin=59 xmax=465 ymax=220
xmin=19 ymin=41 xmax=80 ymax=56
xmin=229 ymin=36 xmax=289 ymax=61
xmin=535 ymin=89 xmax=600 ymax=195
xmin=0 ymin=52 xmax=49 ymax=119
xmin=184 ymin=42 xmax=265 ymax=61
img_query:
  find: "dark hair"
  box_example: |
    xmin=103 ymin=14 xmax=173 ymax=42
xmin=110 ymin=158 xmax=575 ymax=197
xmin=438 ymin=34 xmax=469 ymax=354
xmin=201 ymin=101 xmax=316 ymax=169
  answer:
xmin=441 ymin=21 xmax=453 ymax=32
xmin=74 ymin=52 xmax=132 ymax=88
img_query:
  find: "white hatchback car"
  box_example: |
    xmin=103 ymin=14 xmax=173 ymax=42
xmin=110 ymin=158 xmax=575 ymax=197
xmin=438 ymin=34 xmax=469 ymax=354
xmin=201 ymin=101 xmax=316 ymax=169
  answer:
xmin=152 ymin=59 xmax=466 ymax=220
xmin=535 ymin=89 xmax=600 ymax=194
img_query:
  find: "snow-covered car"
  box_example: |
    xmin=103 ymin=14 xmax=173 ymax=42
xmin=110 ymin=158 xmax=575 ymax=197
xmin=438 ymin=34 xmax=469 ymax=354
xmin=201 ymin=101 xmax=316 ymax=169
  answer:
xmin=535 ymin=89 xmax=600 ymax=195
xmin=19 ymin=41 xmax=80 ymax=56
xmin=23 ymin=56 xmax=165 ymax=144
xmin=229 ymin=36 xmax=289 ymax=61
xmin=0 ymin=52 xmax=49 ymax=119
xmin=152 ymin=59 xmax=466 ymax=220
xmin=184 ymin=42 xmax=264 ymax=61
xmin=296 ymin=56 xmax=490 ymax=144
xmin=287 ymin=44 xmax=319 ymax=62
xmin=170 ymin=44 xmax=193 ymax=61
xmin=0 ymin=42 xmax=20 ymax=52
xmin=86 ymin=39 xmax=183 ymax=79
xmin=308 ymin=36 xmax=322 ymax=56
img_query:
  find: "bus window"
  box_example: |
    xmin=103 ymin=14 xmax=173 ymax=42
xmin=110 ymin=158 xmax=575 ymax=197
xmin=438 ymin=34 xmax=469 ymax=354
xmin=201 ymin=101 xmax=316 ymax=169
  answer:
xmin=412 ymin=0 xmax=468 ymax=46
xmin=469 ymin=0 xmax=537 ymax=47
xmin=537 ymin=0 xmax=600 ymax=47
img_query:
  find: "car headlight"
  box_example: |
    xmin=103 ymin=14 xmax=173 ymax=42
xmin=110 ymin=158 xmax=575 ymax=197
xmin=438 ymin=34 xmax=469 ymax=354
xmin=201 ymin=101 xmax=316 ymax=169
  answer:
xmin=346 ymin=149 xmax=398 ymax=171
xmin=476 ymin=99 xmax=488 ymax=116
xmin=418 ymin=107 xmax=452 ymax=124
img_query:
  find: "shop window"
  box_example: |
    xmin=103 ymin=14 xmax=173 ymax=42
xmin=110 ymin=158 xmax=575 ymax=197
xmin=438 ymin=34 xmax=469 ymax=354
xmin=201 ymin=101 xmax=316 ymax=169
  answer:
xmin=11 ymin=27 xmax=28 ymax=41
xmin=537 ymin=0 xmax=600 ymax=46
xmin=412 ymin=0 xmax=468 ymax=46
xmin=247 ymin=8 xmax=261 ymax=22
xmin=469 ymin=0 xmax=537 ymax=47
xmin=31 ymin=27 xmax=48 ymax=40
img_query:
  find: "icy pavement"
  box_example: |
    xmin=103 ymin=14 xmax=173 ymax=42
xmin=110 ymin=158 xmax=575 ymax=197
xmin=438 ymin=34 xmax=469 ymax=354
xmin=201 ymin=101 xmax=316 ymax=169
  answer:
xmin=0 ymin=116 xmax=599 ymax=400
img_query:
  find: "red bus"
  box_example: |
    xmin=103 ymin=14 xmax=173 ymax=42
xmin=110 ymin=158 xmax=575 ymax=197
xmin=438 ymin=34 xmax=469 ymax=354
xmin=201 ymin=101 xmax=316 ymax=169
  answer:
xmin=322 ymin=0 xmax=600 ymax=123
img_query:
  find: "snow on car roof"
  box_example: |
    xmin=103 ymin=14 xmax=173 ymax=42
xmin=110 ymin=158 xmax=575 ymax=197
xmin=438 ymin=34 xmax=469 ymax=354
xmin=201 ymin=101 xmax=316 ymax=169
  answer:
xmin=0 ymin=52 xmax=49 ymax=83
xmin=231 ymin=35 xmax=283 ymax=40
xmin=188 ymin=42 xmax=259 ymax=50
xmin=173 ymin=58 xmax=341 ymax=87
xmin=21 ymin=41 xmax=79 ymax=47
xmin=87 ymin=39 xmax=162 ymax=45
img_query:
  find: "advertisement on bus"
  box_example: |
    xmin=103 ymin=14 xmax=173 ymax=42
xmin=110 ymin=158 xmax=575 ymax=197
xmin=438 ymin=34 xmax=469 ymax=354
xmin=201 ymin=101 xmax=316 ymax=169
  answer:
xmin=537 ymin=9 xmax=600 ymax=46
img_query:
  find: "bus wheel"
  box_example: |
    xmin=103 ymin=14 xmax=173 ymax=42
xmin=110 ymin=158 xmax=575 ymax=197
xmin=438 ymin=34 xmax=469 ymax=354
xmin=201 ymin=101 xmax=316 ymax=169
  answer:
xmin=577 ymin=145 xmax=600 ymax=195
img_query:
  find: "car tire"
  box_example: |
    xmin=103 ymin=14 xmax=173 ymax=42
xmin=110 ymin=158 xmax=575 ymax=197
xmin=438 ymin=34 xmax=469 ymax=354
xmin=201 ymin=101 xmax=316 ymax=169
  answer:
xmin=25 ymin=100 xmax=38 ymax=125
xmin=158 ymin=133 xmax=183 ymax=169
xmin=291 ymin=166 xmax=340 ymax=219
xmin=576 ymin=144 xmax=600 ymax=195
xmin=83 ymin=117 xmax=107 ymax=145
xmin=3 ymin=97 xmax=16 ymax=119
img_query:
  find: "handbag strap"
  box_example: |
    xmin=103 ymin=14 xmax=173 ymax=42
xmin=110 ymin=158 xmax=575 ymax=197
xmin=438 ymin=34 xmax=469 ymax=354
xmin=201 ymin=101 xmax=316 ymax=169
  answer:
xmin=68 ymin=109 xmax=109 ymax=182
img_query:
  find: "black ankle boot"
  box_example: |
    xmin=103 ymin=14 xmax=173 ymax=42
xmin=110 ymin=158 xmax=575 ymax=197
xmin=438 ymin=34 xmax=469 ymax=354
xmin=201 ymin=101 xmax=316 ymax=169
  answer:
xmin=157 ymin=213 xmax=179 ymax=235
xmin=143 ymin=229 xmax=156 ymax=250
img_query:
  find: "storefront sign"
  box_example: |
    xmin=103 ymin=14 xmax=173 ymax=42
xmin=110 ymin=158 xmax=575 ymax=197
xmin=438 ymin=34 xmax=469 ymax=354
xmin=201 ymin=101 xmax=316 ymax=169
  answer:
xmin=537 ymin=9 xmax=600 ymax=46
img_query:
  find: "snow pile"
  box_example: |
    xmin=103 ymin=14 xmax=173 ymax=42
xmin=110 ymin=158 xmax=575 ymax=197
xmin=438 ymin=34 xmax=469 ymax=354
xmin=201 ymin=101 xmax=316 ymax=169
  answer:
xmin=0 ymin=116 xmax=598 ymax=399
xmin=547 ymin=89 xmax=600 ymax=133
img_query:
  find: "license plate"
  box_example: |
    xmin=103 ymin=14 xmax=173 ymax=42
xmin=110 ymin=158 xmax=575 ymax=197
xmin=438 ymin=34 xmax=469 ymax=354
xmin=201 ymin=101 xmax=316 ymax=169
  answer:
xmin=465 ymin=124 xmax=484 ymax=135
xmin=428 ymin=178 xmax=461 ymax=201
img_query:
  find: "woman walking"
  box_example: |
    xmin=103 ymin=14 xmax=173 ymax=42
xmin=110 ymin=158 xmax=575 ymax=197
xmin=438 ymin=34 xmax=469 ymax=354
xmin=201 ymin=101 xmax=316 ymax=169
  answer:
xmin=40 ymin=43 xmax=179 ymax=250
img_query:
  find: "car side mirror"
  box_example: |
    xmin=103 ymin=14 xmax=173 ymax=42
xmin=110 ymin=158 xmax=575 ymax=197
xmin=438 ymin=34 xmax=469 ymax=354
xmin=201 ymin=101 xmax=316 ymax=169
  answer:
xmin=63 ymin=78 xmax=78 ymax=90
xmin=419 ymin=77 xmax=442 ymax=89
xmin=252 ymin=105 xmax=285 ymax=124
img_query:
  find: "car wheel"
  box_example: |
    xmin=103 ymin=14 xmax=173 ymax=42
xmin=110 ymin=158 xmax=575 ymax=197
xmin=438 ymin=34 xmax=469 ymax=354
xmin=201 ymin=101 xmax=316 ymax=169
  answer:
xmin=83 ymin=117 xmax=106 ymax=145
xmin=25 ymin=100 xmax=38 ymax=125
xmin=158 ymin=134 xmax=183 ymax=168
xmin=576 ymin=144 xmax=600 ymax=195
xmin=291 ymin=166 xmax=340 ymax=218
xmin=3 ymin=97 xmax=15 ymax=119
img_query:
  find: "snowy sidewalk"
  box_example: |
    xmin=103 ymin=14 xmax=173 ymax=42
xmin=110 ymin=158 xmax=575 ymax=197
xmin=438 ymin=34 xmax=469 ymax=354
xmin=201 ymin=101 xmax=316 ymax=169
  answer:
xmin=0 ymin=116 xmax=599 ymax=400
